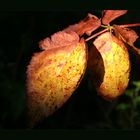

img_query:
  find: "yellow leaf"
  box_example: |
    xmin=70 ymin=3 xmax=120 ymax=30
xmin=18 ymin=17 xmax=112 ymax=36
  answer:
xmin=88 ymin=32 xmax=130 ymax=101
xmin=26 ymin=39 xmax=87 ymax=127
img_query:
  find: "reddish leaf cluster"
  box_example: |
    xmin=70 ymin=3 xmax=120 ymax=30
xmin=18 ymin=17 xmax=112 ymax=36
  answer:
xmin=39 ymin=10 xmax=140 ymax=54
xmin=64 ymin=10 xmax=128 ymax=37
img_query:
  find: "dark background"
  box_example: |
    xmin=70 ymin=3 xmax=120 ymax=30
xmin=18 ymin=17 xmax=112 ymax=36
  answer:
xmin=0 ymin=10 xmax=140 ymax=129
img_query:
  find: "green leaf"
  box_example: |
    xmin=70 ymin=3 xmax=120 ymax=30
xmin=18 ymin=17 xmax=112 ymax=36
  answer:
xmin=125 ymin=89 xmax=134 ymax=97
xmin=134 ymin=96 xmax=140 ymax=106
xmin=132 ymin=81 xmax=140 ymax=92
xmin=132 ymin=81 xmax=140 ymax=88
xmin=116 ymin=103 xmax=130 ymax=111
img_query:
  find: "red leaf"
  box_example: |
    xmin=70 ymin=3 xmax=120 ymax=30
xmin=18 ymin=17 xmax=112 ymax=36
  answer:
xmin=102 ymin=10 xmax=128 ymax=25
xmin=113 ymin=25 xmax=140 ymax=55
xmin=113 ymin=25 xmax=138 ymax=46
xmin=39 ymin=30 xmax=79 ymax=50
xmin=64 ymin=13 xmax=101 ymax=36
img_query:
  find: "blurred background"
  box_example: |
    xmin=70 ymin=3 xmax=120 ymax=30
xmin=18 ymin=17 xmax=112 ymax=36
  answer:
xmin=0 ymin=10 xmax=140 ymax=129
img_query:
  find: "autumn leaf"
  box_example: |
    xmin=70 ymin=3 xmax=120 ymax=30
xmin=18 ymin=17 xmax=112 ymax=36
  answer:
xmin=88 ymin=32 xmax=130 ymax=101
xmin=113 ymin=25 xmax=140 ymax=55
xmin=113 ymin=25 xmax=138 ymax=46
xmin=39 ymin=31 xmax=79 ymax=50
xmin=64 ymin=13 xmax=101 ymax=36
xmin=102 ymin=10 xmax=127 ymax=25
xmin=26 ymin=31 xmax=87 ymax=127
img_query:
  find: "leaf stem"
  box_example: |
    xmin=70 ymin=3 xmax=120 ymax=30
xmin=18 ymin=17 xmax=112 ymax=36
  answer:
xmin=85 ymin=28 xmax=108 ymax=42
xmin=130 ymin=45 xmax=140 ymax=55
xmin=119 ymin=23 xmax=140 ymax=28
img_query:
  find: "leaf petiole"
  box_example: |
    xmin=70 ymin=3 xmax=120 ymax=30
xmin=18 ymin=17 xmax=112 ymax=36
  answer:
xmin=101 ymin=25 xmax=109 ymax=28
xmin=85 ymin=28 xmax=108 ymax=42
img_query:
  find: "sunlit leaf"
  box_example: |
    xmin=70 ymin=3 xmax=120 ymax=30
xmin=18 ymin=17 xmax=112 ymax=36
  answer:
xmin=102 ymin=10 xmax=127 ymax=25
xmin=88 ymin=32 xmax=130 ymax=101
xmin=26 ymin=31 xmax=87 ymax=127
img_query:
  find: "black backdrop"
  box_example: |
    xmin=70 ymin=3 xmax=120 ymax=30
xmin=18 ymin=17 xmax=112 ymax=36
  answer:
xmin=0 ymin=10 xmax=140 ymax=129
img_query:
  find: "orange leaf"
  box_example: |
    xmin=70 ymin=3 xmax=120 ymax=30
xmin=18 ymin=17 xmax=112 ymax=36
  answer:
xmin=64 ymin=13 xmax=101 ymax=36
xmin=26 ymin=31 xmax=87 ymax=127
xmin=88 ymin=32 xmax=130 ymax=101
xmin=102 ymin=10 xmax=127 ymax=25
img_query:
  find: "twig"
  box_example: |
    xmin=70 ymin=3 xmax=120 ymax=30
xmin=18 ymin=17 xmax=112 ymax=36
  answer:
xmin=85 ymin=28 xmax=108 ymax=42
xmin=119 ymin=23 xmax=140 ymax=28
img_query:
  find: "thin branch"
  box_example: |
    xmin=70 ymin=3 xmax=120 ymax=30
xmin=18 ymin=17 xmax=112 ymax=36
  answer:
xmin=119 ymin=23 xmax=140 ymax=28
xmin=85 ymin=28 xmax=108 ymax=42
xmin=130 ymin=45 xmax=140 ymax=55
